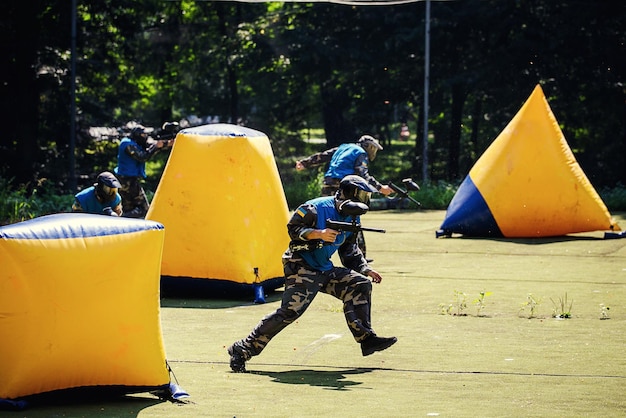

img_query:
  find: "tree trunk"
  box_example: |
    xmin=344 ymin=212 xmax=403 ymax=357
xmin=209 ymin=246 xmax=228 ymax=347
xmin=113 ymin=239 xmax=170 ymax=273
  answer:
xmin=217 ymin=3 xmax=240 ymax=124
xmin=2 ymin=2 xmax=40 ymax=186
xmin=447 ymin=83 xmax=466 ymax=181
xmin=470 ymin=96 xmax=482 ymax=167
xmin=320 ymin=81 xmax=352 ymax=147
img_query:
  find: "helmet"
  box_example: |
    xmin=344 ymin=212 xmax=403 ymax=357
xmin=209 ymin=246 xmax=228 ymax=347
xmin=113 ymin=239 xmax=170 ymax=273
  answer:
xmin=358 ymin=135 xmax=383 ymax=161
xmin=130 ymin=126 xmax=148 ymax=145
xmin=337 ymin=175 xmax=378 ymax=206
xmin=95 ymin=171 xmax=121 ymax=203
xmin=358 ymin=135 xmax=383 ymax=150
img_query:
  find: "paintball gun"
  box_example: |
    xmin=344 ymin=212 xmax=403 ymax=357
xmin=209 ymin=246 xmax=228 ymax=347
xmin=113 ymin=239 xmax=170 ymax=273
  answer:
xmin=326 ymin=201 xmax=386 ymax=234
xmin=150 ymin=121 xmax=180 ymax=147
xmin=388 ymin=178 xmax=421 ymax=207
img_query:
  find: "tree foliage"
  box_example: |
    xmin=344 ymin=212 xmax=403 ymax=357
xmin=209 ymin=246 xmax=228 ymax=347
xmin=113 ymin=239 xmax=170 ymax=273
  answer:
xmin=1 ymin=0 xmax=624 ymax=193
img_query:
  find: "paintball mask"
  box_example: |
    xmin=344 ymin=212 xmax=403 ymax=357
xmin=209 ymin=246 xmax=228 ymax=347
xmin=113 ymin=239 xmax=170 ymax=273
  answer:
xmin=130 ymin=126 xmax=148 ymax=146
xmin=337 ymin=175 xmax=378 ymax=208
xmin=358 ymin=135 xmax=383 ymax=161
xmin=95 ymin=171 xmax=121 ymax=203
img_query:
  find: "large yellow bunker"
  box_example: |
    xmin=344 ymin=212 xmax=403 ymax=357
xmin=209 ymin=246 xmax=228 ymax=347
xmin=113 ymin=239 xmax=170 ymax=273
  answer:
xmin=146 ymin=124 xmax=290 ymax=296
xmin=0 ymin=214 xmax=170 ymax=403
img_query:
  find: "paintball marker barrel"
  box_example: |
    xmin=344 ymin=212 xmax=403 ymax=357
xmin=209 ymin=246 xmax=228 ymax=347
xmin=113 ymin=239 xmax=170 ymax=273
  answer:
xmin=388 ymin=178 xmax=421 ymax=207
xmin=327 ymin=200 xmax=386 ymax=234
xmin=326 ymin=219 xmax=386 ymax=234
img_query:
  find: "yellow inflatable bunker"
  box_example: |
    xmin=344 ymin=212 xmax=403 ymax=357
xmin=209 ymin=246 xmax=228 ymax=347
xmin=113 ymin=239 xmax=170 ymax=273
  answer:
xmin=0 ymin=214 xmax=170 ymax=404
xmin=146 ymin=123 xmax=289 ymax=298
xmin=438 ymin=84 xmax=620 ymax=238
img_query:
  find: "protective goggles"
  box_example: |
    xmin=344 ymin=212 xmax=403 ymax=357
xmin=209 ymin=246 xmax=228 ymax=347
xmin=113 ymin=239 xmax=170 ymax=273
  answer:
xmin=101 ymin=185 xmax=118 ymax=197
xmin=354 ymin=189 xmax=372 ymax=205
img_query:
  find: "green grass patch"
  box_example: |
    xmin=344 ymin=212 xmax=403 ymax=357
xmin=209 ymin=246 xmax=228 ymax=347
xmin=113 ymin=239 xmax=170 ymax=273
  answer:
xmin=13 ymin=210 xmax=625 ymax=417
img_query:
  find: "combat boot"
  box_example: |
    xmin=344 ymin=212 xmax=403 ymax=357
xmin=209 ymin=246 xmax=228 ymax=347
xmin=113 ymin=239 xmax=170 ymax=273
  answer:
xmin=227 ymin=344 xmax=248 ymax=372
xmin=361 ymin=335 xmax=397 ymax=356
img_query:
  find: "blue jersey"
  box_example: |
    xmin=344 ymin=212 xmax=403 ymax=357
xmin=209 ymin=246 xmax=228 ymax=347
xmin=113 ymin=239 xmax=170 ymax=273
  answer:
xmin=115 ymin=137 xmax=147 ymax=178
xmin=289 ymin=196 xmax=360 ymax=272
xmin=74 ymin=187 xmax=122 ymax=215
xmin=324 ymin=143 xmax=368 ymax=180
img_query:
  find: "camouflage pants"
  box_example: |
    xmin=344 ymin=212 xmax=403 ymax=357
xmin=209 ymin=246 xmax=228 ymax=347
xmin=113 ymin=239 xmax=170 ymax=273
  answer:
xmin=321 ymin=177 xmax=341 ymax=197
xmin=117 ymin=176 xmax=150 ymax=218
xmin=234 ymin=260 xmax=374 ymax=359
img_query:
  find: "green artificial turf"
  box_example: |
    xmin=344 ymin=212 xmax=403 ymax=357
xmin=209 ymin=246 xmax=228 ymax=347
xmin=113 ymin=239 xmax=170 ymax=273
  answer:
xmin=17 ymin=210 xmax=626 ymax=417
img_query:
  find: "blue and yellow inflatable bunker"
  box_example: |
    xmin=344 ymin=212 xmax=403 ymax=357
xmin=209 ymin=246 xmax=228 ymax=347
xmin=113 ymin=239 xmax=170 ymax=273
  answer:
xmin=0 ymin=214 xmax=170 ymax=405
xmin=437 ymin=85 xmax=620 ymax=238
xmin=146 ymin=124 xmax=290 ymax=298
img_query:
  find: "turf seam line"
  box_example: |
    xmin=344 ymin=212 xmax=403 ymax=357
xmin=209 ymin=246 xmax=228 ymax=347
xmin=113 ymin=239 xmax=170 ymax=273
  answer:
xmin=165 ymin=360 xmax=626 ymax=379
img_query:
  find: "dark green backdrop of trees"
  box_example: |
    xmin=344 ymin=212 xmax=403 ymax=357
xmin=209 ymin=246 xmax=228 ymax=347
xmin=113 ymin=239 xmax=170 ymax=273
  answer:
xmin=1 ymin=0 xmax=624 ymax=192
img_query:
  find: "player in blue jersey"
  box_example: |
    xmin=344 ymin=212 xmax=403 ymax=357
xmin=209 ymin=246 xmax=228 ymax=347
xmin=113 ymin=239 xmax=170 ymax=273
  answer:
xmin=72 ymin=171 xmax=123 ymax=216
xmin=227 ymin=175 xmax=397 ymax=372
xmin=114 ymin=125 xmax=171 ymax=218
xmin=296 ymin=134 xmax=393 ymax=197
xmin=296 ymin=135 xmax=393 ymax=258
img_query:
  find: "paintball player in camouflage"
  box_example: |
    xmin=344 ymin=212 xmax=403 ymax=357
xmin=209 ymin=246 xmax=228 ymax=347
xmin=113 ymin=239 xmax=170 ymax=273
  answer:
xmin=295 ymin=134 xmax=393 ymax=258
xmin=295 ymin=134 xmax=394 ymax=197
xmin=114 ymin=125 xmax=171 ymax=218
xmin=72 ymin=171 xmax=123 ymax=216
xmin=227 ymin=175 xmax=397 ymax=373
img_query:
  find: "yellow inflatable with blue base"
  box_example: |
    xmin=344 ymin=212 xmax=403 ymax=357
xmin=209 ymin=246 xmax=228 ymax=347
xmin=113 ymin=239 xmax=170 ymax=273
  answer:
xmin=146 ymin=123 xmax=290 ymax=299
xmin=438 ymin=85 xmax=620 ymax=238
xmin=0 ymin=214 xmax=171 ymax=406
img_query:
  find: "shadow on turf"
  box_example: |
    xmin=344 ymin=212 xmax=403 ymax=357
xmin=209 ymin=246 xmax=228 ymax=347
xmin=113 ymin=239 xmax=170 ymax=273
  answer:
xmin=1 ymin=389 xmax=165 ymax=416
xmin=454 ymin=235 xmax=603 ymax=244
xmin=251 ymin=368 xmax=375 ymax=391
xmin=160 ymin=276 xmax=284 ymax=309
xmin=160 ymin=290 xmax=283 ymax=309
